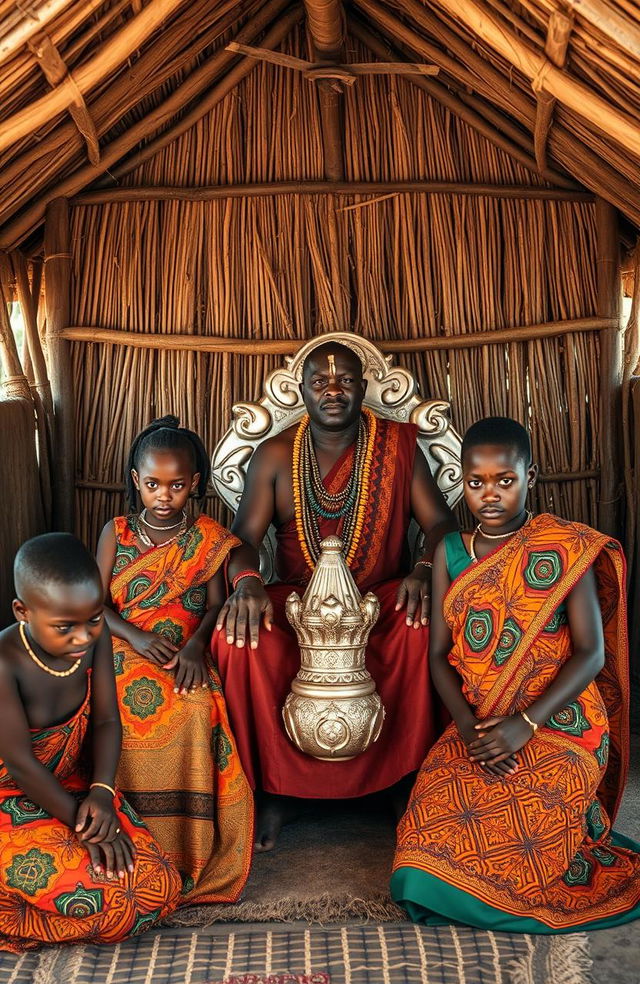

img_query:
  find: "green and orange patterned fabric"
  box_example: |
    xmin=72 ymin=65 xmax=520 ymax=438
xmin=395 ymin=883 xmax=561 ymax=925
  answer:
xmin=110 ymin=515 xmax=253 ymax=906
xmin=392 ymin=513 xmax=640 ymax=931
xmin=0 ymin=674 xmax=181 ymax=952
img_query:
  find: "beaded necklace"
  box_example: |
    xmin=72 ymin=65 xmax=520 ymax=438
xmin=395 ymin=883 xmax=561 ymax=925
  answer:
xmin=292 ymin=408 xmax=377 ymax=570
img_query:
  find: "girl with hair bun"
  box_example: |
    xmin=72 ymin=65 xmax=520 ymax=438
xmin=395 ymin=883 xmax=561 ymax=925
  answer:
xmin=96 ymin=416 xmax=253 ymax=906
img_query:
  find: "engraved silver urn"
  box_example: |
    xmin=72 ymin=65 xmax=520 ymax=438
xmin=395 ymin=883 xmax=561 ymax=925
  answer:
xmin=283 ymin=536 xmax=385 ymax=760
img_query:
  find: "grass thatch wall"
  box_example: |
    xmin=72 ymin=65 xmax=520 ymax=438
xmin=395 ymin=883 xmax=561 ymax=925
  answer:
xmin=67 ymin=34 xmax=604 ymax=551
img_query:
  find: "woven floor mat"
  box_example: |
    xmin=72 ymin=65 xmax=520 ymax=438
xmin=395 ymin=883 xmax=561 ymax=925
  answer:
xmin=0 ymin=922 xmax=592 ymax=984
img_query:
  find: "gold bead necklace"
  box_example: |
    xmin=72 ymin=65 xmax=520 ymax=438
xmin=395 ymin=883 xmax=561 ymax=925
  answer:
xmin=19 ymin=622 xmax=83 ymax=678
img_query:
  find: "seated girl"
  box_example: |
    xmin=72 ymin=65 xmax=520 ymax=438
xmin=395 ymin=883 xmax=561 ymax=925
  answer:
xmin=392 ymin=416 xmax=640 ymax=932
xmin=96 ymin=416 xmax=253 ymax=906
xmin=0 ymin=534 xmax=181 ymax=952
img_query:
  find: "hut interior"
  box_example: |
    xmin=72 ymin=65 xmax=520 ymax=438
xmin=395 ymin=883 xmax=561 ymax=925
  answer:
xmin=0 ymin=0 xmax=639 ymax=978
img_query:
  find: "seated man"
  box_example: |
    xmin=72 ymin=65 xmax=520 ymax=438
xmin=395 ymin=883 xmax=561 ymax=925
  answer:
xmin=211 ymin=341 xmax=457 ymax=850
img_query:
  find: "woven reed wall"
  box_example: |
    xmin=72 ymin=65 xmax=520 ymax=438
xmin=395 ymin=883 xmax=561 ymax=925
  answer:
xmin=0 ymin=398 xmax=45 ymax=624
xmin=69 ymin=31 xmax=600 ymax=549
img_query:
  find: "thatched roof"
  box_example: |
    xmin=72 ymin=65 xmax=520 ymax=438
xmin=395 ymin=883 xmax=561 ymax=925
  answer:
xmin=0 ymin=0 xmax=639 ymax=252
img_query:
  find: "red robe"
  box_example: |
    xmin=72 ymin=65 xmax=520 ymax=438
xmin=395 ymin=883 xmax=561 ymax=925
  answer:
xmin=211 ymin=417 xmax=437 ymax=798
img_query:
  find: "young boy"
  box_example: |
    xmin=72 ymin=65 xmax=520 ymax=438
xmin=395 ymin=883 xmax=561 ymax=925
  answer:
xmin=392 ymin=417 xmax=640 ymax=932
xmin=0 ymin=533 xmax=180 ymax=952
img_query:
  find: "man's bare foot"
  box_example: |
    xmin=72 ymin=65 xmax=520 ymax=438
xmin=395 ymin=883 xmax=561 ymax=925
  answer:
xmin=254 ymin=793 xmax=300 ymax=852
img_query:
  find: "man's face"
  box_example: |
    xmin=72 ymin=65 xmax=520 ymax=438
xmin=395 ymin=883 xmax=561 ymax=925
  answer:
xmin=300 ymin=347 xmax=366 ymax=430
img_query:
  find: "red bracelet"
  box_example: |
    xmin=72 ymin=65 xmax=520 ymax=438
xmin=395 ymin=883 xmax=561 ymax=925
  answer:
xmin=232 ymin=570 xmax=264 ymax=591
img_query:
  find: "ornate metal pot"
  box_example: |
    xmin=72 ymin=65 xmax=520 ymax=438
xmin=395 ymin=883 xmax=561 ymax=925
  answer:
xmin=283 ymin=536 xmax=385 ymax=761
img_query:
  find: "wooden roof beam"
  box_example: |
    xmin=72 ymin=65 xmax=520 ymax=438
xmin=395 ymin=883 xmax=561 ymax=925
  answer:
xmin=563 ymin=0 xmax=640 ymax=60
xmin=0 ymin=0 xmax=76 ymax=67
xmin=349 ymin=15 xmax=576 ymax=189
xmin=534 ymin=11 xmax=573 ymax=175
xmin=28 ymin=32 xmax=100 ymax=165
xmin=0 ymin=0 xmax=188 ymax=156
xmin=430 ymin=0 xmax=640 ymax=159
xmin=303 ymin=0 xmax=345 ymax=180
xmin=351 ymin=5 xmax=640 ymax=222
xmin=0 ymin=2 xmax=302 ymax=249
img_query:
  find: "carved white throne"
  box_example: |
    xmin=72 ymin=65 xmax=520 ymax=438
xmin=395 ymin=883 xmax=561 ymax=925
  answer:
xmin=212 ymin=332 xmax=463 ymax=581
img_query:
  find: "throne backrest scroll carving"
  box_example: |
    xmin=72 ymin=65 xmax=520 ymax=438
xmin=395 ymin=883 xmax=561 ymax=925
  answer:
xmin=212 ymin=333 xmax=463 ymax=581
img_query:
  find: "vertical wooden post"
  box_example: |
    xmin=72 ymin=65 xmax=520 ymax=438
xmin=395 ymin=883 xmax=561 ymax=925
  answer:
xmin=596 ymin=197 xmax=623 ymax=536
xmin=44 ymin=197 xmax=74 ymax=532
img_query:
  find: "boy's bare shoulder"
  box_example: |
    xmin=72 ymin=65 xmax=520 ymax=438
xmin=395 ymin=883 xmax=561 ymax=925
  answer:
xmin=0 ymin=625 xmax=20 ymax=676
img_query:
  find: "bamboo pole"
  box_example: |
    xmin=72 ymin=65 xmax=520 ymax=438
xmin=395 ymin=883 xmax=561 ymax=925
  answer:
xmin=429 ymin=0 xmax=640 ymax=159
xmin=11 ymin=251 xmax=52 ymax=412
xmin=59 ymin=317 xmax=613 ymax=352
xmin=303 ymin=0 xmax=345 ymax=181
xmin=0 ymin=262 xmax=30 ymax=400
xmin=0 ymin=0 xmax=77 ymax=66
xmin=0 ymin=0 xmax=189 ymax=154
xmin=596 ymin=198 xmax=623 ymax=536
xmin=0 ymin=2 xmax=300 ymax=249
xmin=44 ymin=198 xmax=74 ymax=531
xmin=71 ymin=181 xmax=593 ymax=204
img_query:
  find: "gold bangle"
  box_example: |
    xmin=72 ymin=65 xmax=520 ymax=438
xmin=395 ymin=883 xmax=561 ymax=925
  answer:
xmin=521 ymin=711 xmax=538 ymax=734
xmin=90 ymin=781 xmax=116 ymax=797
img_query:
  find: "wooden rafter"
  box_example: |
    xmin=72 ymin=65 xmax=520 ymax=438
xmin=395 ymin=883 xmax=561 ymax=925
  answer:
xmin=353 ymin=2 xmax=640 ymax=224
xmin=430 ymin=0 xmax=640 ymax=159
xmin=0 ymin=0 xmax=76 ymax=67
xmin=226 ymin=41 xmax=438 ymax=81
xmin=349 ymin=15 xmax=575 ymax=189
xmin=0 ymin=2 xmax=302 ymax=249
xmin=0 ymin=0 xmax=188 ymax=156
xmin=563 ymin=0 xmax=640 ymax=60
xmin=534 ymin=11 xmax=573 ymax=175
xmin=28 ymin=32 xmax=100 ymax=165
xmin=303 ymin=0 xmax=345 ymax=180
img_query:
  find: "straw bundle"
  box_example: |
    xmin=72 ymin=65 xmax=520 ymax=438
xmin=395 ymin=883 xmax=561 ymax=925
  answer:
xmin=67 ymin=32 xmax=602 ymax=550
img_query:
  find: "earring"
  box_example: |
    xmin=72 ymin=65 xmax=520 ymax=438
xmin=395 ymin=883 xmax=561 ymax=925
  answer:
xmin=528 ymin=482 xmax=534 ymax=489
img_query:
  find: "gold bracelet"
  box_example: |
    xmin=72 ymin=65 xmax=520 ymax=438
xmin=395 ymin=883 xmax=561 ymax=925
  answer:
xmin=521 ymin=710 xmax=538 ymax=734
xmin=90 ymin=781 xmax=116 ymax=797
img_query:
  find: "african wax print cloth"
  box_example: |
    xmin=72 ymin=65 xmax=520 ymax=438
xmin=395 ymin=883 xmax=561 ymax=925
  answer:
xmin=0 ymin=673 xmax=181 ymax=952
xmin=110 ymin=515 xmax=253 ymax=905
xmin=213 ymin=418 xmax=439 ymax=798
xmin=392 ymin=513 xmax=640 ymax=931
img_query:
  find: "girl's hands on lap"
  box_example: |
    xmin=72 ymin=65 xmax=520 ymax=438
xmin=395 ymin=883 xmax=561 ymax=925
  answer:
xmin=458 ymin=715 xmax=519 ymax=777
xmin=467 ymin=714 xmax=532 ymax=770
xmin=75 ymin=787 xmax=120 ymax=844
xmin=84 ymin=832 xmax=136 ymax=880
xmin=163 ymin=639 xmax=208 ymax=694
xmin=131 ymin=628 xmax=178 ymax=665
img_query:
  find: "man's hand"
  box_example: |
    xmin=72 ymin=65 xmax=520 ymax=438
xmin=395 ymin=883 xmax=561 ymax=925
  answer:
xmin=131 ymin=629 xmax=178 ymax=665
xmin=217 ymin=576 xmax=274 ymax=650
xmin=458 ymin=715 xmax=518 ymax=777
xmin=164 ymin=639 xmax=208 ymax=694
xmin=467 ymin=714 xmax=532 ymax=769
xmin=395 ymin=564 xmax=432 ymax=628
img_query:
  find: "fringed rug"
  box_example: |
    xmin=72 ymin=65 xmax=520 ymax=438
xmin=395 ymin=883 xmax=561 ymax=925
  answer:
xmin=165 ymin=892 xmax=406 ymax=926
xmin=0 ymin=923 xmax=591 ymax=984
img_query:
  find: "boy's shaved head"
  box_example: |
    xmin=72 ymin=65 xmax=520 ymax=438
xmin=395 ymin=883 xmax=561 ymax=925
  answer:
xmin=462 ymin=417 xmax=532 ymax=466
xmin=14 ymin=533 xmax=101 ymax=603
